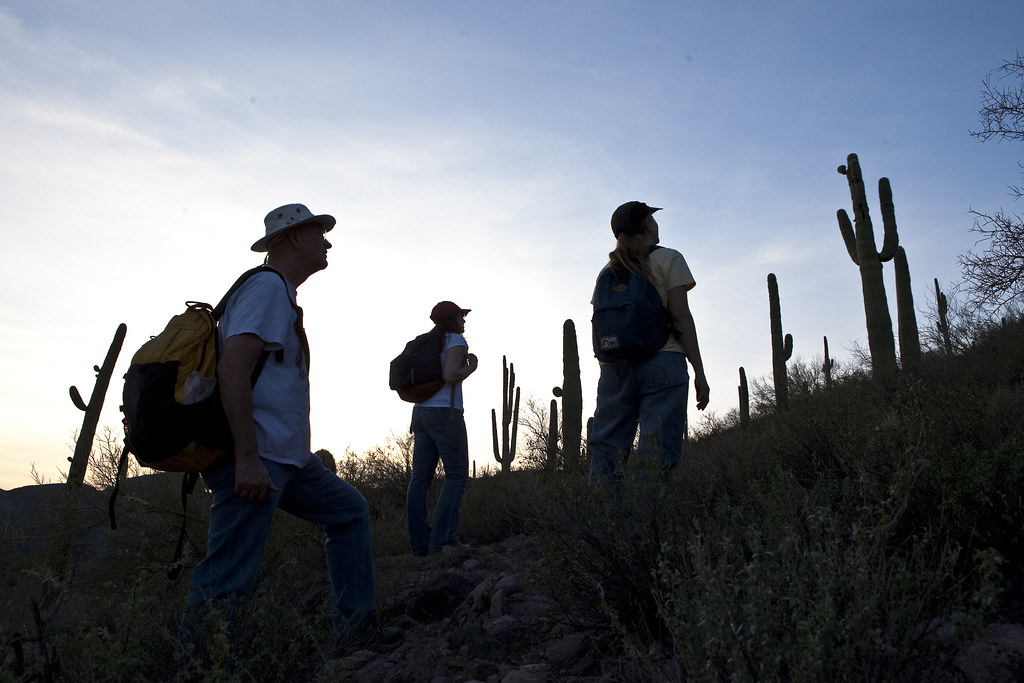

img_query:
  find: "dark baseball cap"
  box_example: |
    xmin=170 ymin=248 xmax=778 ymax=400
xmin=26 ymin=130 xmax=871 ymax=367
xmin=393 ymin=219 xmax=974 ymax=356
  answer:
xmin=611 ymin=201 xmax=662 ymax=237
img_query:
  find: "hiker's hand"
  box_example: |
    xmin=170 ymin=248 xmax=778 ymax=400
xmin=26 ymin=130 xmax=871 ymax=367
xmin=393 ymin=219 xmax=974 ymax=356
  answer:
xmin=234 ymin=456 xmax=279 ymax=502
xmin=466 ymin=353 xmax=478 ymax=372
xmin=695 ymin=375 xmax=710 ymax=411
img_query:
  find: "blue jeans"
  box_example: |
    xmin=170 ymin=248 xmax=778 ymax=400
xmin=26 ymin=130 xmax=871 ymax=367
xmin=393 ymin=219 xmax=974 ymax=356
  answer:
xmin=187 ymin=456 xmax=374 ymax=637
xmin=588 ymin=351 xmax=689 ymax=488
xmin=407 ymin=407 xmax=469 ymax=554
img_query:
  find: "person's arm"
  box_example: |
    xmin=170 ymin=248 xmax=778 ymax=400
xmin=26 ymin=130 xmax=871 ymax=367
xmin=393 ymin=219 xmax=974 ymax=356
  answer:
xmin=667 ymin=285 xmax=710 ymax=410
xmin=441 ymin=344 xmax=478 ymax=385
xmin=218 ymin=333 xmax=279 ymax=501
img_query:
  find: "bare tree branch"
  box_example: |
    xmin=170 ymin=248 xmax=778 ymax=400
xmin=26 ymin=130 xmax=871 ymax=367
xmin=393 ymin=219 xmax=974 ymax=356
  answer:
xmin=961 ymin=53 xmax=1024 ymax=315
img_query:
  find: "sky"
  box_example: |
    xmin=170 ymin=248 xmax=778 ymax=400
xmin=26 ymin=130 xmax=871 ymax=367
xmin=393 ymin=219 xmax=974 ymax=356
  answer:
xmin=1 ymin=0 xmax=1021 ymax=490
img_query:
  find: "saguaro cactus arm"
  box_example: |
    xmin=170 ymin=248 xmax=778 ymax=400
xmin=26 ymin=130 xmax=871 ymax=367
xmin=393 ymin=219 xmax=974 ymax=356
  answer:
xmin=546 ymin=398 xmax=559 ymax=470
xmin=837 ymin=154 xmax=900 ymax=264
xmin=837 ymin=209 xmax=860 ymax=265
xmin=894 ymin=246 xmax=921 ymax=372
xmin=877 ymin=178 xmax=900 ymax=261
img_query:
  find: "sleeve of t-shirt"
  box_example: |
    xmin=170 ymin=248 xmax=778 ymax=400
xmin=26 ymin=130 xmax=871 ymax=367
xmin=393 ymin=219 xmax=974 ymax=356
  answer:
xmin=220 ymin=272 xmax=292 ymax=351
xmin=444 ymin=333 xmax=468 ymax=352
xmin=661 ymin=249 xmax=696 ymax=292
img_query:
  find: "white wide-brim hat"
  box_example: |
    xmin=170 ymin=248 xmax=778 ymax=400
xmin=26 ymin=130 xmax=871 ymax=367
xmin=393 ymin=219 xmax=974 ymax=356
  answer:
xmin=252 ymin=203 xmax=336 ymax=252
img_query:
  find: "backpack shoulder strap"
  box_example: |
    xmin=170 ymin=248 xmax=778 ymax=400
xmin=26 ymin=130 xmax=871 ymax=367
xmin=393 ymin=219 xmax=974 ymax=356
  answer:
xmin=212 ymin=265 xmax=284 ymax=320
xmin=645 ymin=245 xmax=683 ymax=339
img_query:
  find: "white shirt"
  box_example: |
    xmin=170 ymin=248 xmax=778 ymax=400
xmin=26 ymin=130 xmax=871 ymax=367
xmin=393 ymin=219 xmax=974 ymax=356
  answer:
xmin=218 ymin=269 xmax=313 ymax=467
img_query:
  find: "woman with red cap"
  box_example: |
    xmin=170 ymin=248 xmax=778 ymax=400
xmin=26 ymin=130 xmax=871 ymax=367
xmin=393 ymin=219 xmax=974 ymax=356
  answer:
xmin=406 ymin=301 xmax=478 ymax=556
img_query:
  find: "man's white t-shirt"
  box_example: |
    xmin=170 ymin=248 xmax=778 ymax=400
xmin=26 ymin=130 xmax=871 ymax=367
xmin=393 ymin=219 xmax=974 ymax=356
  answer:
xmin=218 ymin=269 xmax=313 ymax=467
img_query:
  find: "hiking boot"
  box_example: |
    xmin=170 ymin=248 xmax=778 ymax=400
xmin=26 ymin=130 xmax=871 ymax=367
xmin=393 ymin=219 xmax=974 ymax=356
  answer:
xmin=334 ymin=617 xmax=404 ymax=657
xmin=440 ymin=542 xmax=472 ymax=557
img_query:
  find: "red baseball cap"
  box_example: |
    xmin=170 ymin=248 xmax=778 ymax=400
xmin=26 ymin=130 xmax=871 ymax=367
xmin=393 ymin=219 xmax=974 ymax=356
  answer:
xmin=430 ymin=301 xmax=471 ymax=323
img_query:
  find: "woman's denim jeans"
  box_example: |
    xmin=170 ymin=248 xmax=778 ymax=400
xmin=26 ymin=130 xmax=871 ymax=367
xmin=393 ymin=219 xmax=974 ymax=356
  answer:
xmin=407 ymin=407 xmax=469 ymax=554
xmin=186 ymin=456 xmax=374 ymax=637
xmin=588 ymin=351 xmax=689 ymax=488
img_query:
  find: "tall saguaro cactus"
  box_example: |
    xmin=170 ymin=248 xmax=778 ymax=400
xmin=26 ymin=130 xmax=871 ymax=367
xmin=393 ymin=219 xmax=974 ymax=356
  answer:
xmin=837 ymin=153 xmax=899 ymax=387
xmin=768 ymin=273 xmax=793 ymax=411
xmin=46 ymin=322 xmax=127 ymax=607
xmin=553 ymin=319 xmax=583 ymax=473
xmin=491 ymin=355 xmax=520 ymax=474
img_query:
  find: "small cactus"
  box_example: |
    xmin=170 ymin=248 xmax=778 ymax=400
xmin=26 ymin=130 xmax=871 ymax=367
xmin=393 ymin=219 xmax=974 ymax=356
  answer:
xmin=557 ymin=320 xmax=583 ymax=473
xmin=546 ymin=398 xmax=559 ymax=471
xmin=491 ymin=355 xmax=520 ymax=474
xmin=738 ymin=366 xmax=750 ymax=428
xmin=935 ymin=278 xmax=953 ymax=356
xmin=585 ymin=417 xmax=594 ymax=464
xmin=768 ymin=273 xmax=793 ymax=411
xmin=836 ymin=153 xmax=899 ymax=387
xmin=822 ymin=336 xmax=835 ymax=391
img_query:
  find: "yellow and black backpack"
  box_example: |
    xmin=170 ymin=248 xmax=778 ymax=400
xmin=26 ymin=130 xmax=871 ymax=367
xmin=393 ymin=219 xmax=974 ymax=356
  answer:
xmin=121 ymin=265 xmax=294 ymax=472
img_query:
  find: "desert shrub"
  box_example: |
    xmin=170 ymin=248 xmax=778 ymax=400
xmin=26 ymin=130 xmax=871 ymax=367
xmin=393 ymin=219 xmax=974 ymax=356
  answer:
xmin=533 ymin=315 xmax=1023 ymax=679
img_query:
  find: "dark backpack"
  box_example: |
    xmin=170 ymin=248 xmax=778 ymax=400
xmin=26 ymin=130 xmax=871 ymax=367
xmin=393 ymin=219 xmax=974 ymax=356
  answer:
xmin=591 ymin=249 xmax=672 ymax=363
xmin=389 ymin=329 xmax=446 ymax=403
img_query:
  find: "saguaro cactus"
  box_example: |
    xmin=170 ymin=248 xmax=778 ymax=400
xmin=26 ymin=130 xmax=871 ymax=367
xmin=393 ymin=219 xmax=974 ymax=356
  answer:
xmin=46 ymin=322 xmax=127 ymax=607
xmin=553 ymin=320 xmax=583 ymax=473
xmin=66 ymin=323 xmax=128 ymax=489
xmin=768 ymin=273 xmax=793 ymax=411
xmin=894 ymin=246 xmax=921 ymax=373
xmin=738 ymin=366 xmax=750 ymax=428
xmin=935 ymin=278 xmax=953 ymax=356
xmin=491 ymin=355 xmax=520 ymax=474
xmin=822 ymin=336 xmax=835 ymax=390
xmin=837 ymin=153 xmax=899 ymax=387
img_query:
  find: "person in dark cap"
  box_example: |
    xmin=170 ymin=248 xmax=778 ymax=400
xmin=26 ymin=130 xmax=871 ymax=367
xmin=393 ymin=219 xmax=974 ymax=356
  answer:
xmin=588 ymin=201 xmax=710 ymax=488
xmin=406 ymin=300 xmax=478 ymax=556
xmin=183 ymin=203 xmax=401 ymax=656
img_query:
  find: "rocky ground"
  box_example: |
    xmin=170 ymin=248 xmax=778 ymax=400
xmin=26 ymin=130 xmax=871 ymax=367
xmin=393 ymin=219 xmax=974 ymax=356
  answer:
xmin=314 ymin=535 xmax=1024 ymax=683
xmin=314 ymin=535 xmax=632 ymax=683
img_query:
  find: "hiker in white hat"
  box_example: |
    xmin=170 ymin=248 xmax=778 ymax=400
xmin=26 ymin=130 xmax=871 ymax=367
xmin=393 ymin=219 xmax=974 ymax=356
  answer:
xmin=183 ymin=203 xmax=402 ymax=657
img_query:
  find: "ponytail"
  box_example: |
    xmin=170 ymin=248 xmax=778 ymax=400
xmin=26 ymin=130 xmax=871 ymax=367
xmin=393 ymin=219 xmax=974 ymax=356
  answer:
xmin=609 ymin=231 xmax=654 ymax=279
